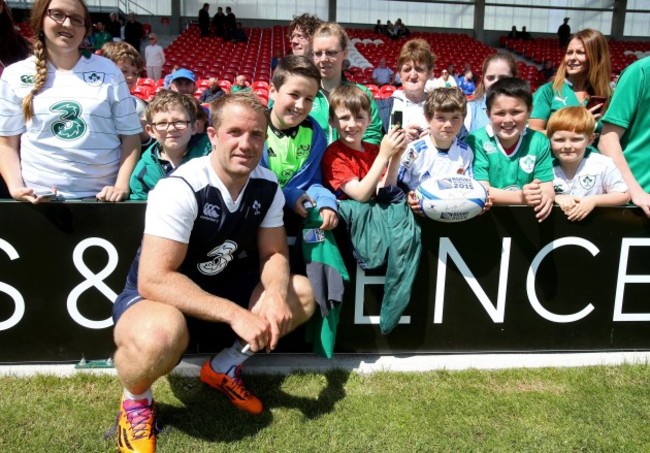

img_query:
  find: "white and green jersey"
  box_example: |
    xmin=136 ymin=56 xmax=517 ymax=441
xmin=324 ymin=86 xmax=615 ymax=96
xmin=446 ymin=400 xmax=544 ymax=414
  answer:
xmin=0 ymin=54 xmax=141 ymax=198
xmin=553 ymin=152 xmax=628 ymax=196
xmin=467 ymin=125 xmax=553 ymax=190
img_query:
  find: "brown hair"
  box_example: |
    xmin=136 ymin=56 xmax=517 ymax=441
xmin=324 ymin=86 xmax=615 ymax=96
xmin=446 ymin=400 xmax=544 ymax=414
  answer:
xmin=546 ymin=106 xmax=595 ymax=138
xmin=552 ymin=29 xmax=612 ymax=109
xmin=145 ymin=89 xmax=197 ymax=124
xmin=209 ymin=92 xmax=269 ymax=130
xmin=288 ymin=13 xmax=322 ymax=39
xmin=271 ymin=55 xmax=321 ymax=90
xmin=100 ymin=41 xmax=143 ymax=69
xmin=328 ymin=84 xmax=371 ymax=119
xmin=423 ymin=87 xmax=467 ymax=120
xmin=397 ymin=39 xmax=435 ymax=73
xmin=473 ymin=52 xmax=517 ymax=99
xmin=21 ymin=0 xmax=92 ymax=121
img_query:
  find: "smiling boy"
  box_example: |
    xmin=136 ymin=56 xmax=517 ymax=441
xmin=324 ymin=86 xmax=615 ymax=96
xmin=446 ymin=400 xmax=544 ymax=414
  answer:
xmin=467 ymin=77 xmax=555 ymax=222
xmin=129 ymin=90 xmax=209 ymax=199
xmin=397 ymin=87 xmax=474 ymax=214
xmin=322 ymin=84 xmax=406 ymax=202
xmin=262 ymin=55 xmax=338 ymax=230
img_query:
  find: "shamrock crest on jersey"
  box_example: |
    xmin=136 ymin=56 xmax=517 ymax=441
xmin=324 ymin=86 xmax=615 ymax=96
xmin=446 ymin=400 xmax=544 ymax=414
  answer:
xmin=19 ymin=74 xmax=35 ymax=86
xmin=519 ymin=155 xmax=536 ymax=174
xmin=579 ymin=174 xmax=596 ymax=190
xmin=198 ymin=240 xmax=238 ymax=276
xmin=50 ymin=101 xmax=87 ymax=141
xmin=83 ymin=72 xmax=105 ymax=87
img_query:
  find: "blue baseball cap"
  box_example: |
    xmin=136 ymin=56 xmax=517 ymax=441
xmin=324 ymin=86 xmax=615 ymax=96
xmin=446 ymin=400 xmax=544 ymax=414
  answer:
xmin=169 ymin=68 xmax=196 ymax=84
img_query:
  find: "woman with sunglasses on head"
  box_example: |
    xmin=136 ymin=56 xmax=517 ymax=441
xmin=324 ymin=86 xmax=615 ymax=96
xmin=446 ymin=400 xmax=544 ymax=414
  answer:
xmin=309 ymin=22 xmax=383 ymax=145
xmin=0 ymin=0 xmax=141 ymax=203
xmin=529 ymin=28 xmax=611 ymax=136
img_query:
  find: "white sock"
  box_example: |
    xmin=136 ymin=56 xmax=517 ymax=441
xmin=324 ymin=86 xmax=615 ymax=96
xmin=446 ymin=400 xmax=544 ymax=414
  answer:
xmin=123 ymin=388 xmax=153 ymax=405
xmin=210 ymin=340 xmax=254 ymax=377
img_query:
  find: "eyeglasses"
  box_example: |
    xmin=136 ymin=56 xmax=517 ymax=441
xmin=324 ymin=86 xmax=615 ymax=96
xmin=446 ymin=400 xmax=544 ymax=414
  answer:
xmin=150 ymin=120 xmax=191 ymax=132
xmin=46 ymin=9 xmax=86 ymax=28
xmin=312 ymin=49 xmax=342 ymax=60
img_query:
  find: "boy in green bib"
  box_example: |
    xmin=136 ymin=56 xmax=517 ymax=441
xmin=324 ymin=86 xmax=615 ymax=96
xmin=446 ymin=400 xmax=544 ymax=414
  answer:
xmin=261 ymin=55 xmax=338 ymax=229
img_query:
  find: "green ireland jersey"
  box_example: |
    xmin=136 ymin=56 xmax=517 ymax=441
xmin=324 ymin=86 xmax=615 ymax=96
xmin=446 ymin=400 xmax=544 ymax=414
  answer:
xmin=467 ymin=126 xmax=553 ymax=190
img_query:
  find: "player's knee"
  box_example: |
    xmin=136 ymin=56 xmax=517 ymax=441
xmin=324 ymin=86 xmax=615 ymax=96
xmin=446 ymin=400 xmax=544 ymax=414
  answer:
xmin=115 ymin=304 xmax=188 ymax=358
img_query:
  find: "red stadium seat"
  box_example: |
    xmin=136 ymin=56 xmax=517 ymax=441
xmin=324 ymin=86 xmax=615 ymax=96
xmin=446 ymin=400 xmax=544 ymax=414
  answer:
xmin=252 ymin=80 xmax=270 ymax=90
xmin=218 ymin=79 xmax=232 ymax=93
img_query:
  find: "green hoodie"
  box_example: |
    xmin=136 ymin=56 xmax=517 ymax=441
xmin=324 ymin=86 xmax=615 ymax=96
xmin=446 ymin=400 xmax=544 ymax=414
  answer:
xmin=129 ymin=134 xmax=211 ymax=200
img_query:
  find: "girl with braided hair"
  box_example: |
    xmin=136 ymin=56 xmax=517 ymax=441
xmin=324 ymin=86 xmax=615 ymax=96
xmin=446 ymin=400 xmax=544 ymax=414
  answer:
xmin=0 ymin=0 xmax=141 ymax=202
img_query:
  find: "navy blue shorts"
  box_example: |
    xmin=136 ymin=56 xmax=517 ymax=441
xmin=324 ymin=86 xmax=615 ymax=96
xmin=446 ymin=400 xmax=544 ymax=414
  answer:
xmin=112 ymin=271 xmax=261 ymax=325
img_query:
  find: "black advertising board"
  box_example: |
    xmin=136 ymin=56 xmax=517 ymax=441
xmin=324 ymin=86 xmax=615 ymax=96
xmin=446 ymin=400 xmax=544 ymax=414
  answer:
xmin=0 ymin=201 xmax=649 ymax=363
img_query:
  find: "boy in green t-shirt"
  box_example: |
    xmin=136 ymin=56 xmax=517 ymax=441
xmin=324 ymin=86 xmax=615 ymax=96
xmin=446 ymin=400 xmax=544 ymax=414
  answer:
xmin=129 ymin=90 xmax=210 ymax=200
xmin=261 ymin=55 xmax=337 ymax=229
xmin=467 ymin=77 xmax=555 ymax=222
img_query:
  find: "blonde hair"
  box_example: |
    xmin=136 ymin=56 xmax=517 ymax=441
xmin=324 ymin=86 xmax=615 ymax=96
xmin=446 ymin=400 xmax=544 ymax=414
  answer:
xmin=101 ymin=41 xmax=144 ymax=69
xmin=546 ymin=106 xmax=595 ymax=138
xmin=312 ymin=22 xmax=348 ymax=51
xmin=21 ymin=0 xmax=92 ymax=121
xmin=210 ymin=92 xmax=268 ymax=130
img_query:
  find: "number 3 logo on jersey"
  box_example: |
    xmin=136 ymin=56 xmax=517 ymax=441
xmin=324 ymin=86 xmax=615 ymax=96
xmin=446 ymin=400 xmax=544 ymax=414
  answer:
xmin=50 ymin=101 xmax=87 ymax=141
xmin=198 ymin=240 xmax=238 ymax=276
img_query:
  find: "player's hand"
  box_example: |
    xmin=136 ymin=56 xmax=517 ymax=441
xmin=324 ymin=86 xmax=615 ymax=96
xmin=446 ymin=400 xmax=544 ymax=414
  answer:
xmin=96 ymin=185 xmax=129 ymax=202
xmin=566 ymin=196 xmax=596 ymax=222
xmin=318 ymin=207 xmax=338 ymax=230
xmin=229 ymin=309 xmax=271 ymax=353
xmin=630 ymin=191 xmax=650 ymax=217
xmin=522 ymin=179 xmax=543 ymax=206
xmin=407 ymin=191 xmax=424 ymax=216
xmin=253 ymin=291 xmax=292 ymax=352
xmin=293 ymin=193 xmax=314 ymax=218
xmin=534 ymin=192 xmax=554 ymax=222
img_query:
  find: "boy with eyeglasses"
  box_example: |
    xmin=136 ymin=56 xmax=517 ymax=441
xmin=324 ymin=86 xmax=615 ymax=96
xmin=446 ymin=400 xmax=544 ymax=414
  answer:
xmin=129 ymin=90 xmax=209 ymax=199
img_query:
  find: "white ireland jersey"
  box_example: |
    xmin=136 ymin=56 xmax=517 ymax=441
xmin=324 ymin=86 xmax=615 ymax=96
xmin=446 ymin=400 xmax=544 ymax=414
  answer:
xmin=397 ymin=135 xmax=474 ymax=191
xmin=146 ymin=156 xmax=285 ymax=245
xmin=553 ymin=153 xmax=628 ymax=196
xmin=0 ymin=55 xmax=141 ymax=198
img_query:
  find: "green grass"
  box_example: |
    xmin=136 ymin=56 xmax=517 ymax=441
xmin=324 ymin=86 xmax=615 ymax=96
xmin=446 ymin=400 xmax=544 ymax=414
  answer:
xmin=1 ymin=365 xmax=649 ymax=452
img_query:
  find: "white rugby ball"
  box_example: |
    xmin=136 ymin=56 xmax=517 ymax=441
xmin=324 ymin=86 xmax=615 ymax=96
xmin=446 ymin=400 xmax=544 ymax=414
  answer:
xmin=415 ymin=175 xmax=488 ymax=223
